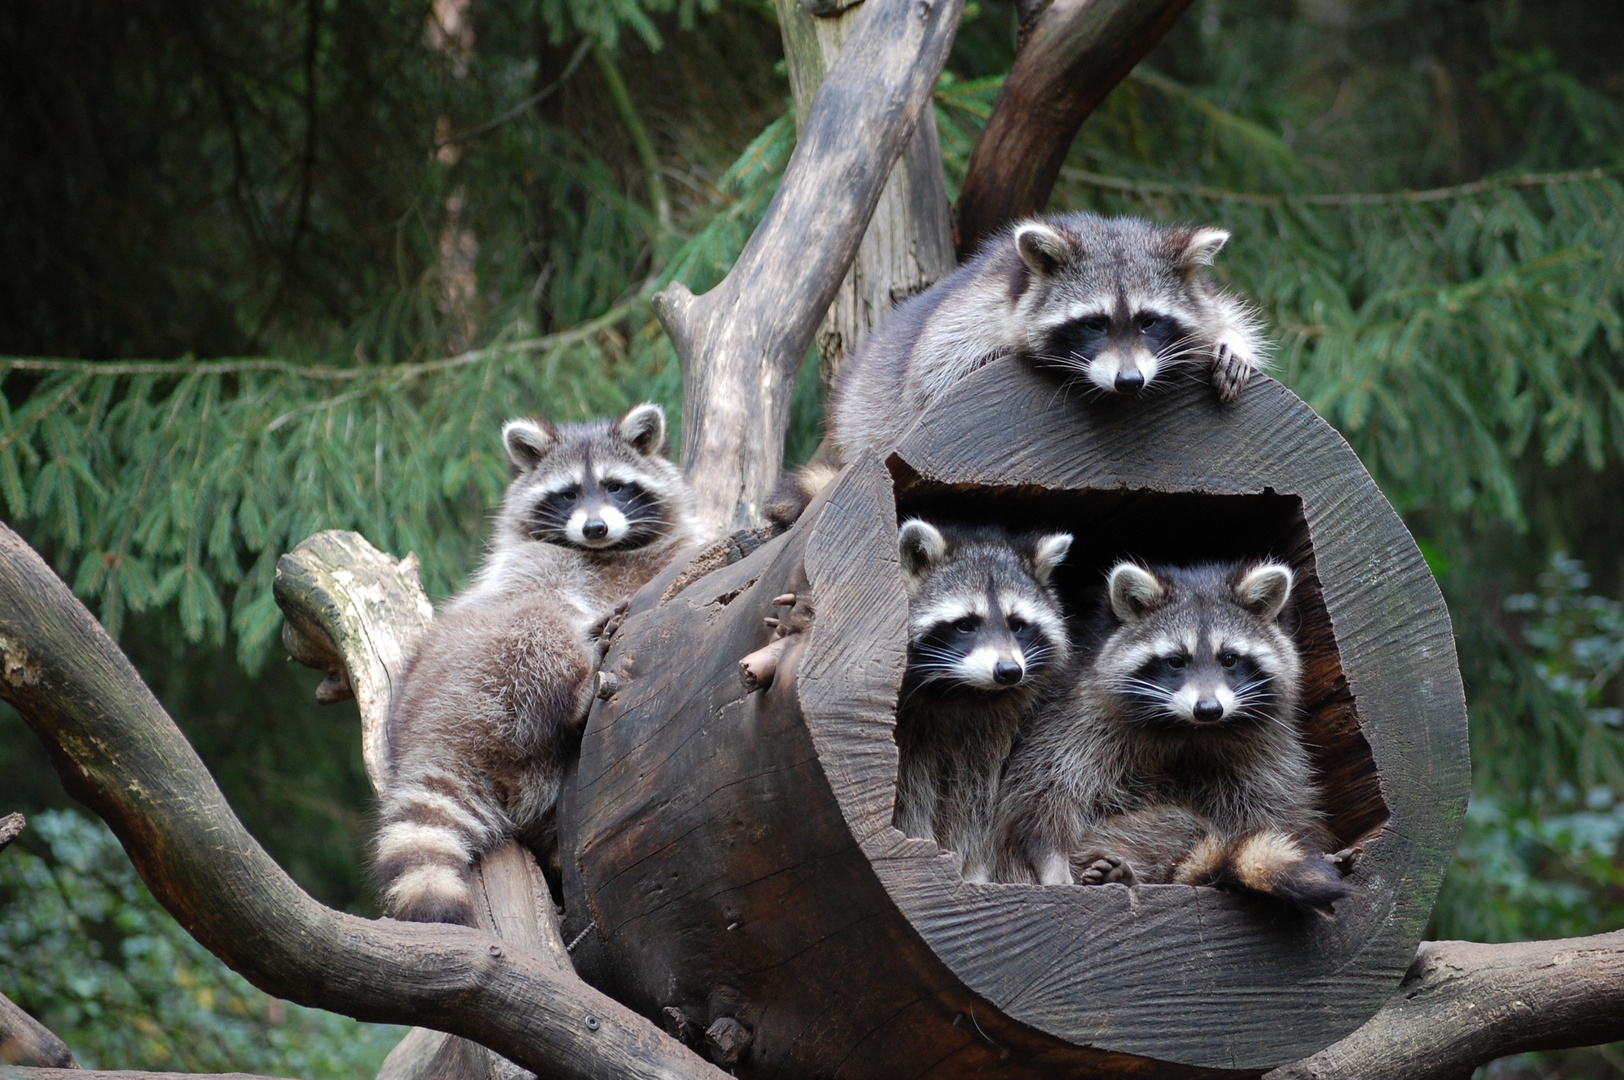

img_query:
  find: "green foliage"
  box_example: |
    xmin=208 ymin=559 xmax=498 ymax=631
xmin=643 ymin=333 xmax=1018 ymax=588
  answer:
xmin=0 ymin=809 xmax=405 ymax=1074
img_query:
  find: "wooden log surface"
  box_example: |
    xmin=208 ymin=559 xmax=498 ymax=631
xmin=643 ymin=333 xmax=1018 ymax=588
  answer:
xmin=953 ymin=0 xmax=1194 ymax=255
xmin=0 ymin=521 xmax=727 ymax=1080
xmin=657 ymin=0 xmax=963 ymax=533
xmin=568 ymin=359 xmax=1468 ymax=1076
xmin=1 ymin=991 xmax=79 ymax=1070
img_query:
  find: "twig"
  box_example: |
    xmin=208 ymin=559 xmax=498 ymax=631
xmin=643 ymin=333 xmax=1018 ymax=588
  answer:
xmin=1061 ymin=165 xmax=1618 ymax=208
xmin=437 ymin=40 xmax=592 ymax=148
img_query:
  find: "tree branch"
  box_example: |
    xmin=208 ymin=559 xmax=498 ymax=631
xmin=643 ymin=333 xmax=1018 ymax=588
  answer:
xmin=1 ymin=992 xmax=79 ymax=1069
xmin=954 ymin=0 xmax=1193 ymax=255
xmin=0 ymin=811 xmax=22 ymax=853
xmin=656 ymin=0 xmax=963 ymax=534
xmin=1268 ymin=933 xmax=1624 ymax=1080
xmin=0 ymin=521 xmax=725 ymax=1080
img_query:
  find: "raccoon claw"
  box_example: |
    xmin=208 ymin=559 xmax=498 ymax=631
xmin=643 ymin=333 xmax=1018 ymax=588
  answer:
xmin=1079 ymin=855 xmax=1138 ymax=887
xmin=588 ymin=600 xmax=632 ymax=662
xmin=1210 ymin=338 xmax=1254 ymax=403
xmin=1327 ymin=846 xmax=1361 ymax=875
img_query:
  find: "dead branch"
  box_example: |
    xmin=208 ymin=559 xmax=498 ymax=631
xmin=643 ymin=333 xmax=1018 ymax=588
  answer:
xmin=0 ymin=521 xmax=725 ymax=1080
xmin=656 ymin=0 xmax=963 ymax=534
xmin=0 ymin=812 xmax=23 ymax=853
xmin=1 ymin=991 xmax=79 ymax=1069
xmin=1268 ymin=932 xmax=1624 ymax=1080
xmin=954 ymin=0 xmax=1193 ymax=255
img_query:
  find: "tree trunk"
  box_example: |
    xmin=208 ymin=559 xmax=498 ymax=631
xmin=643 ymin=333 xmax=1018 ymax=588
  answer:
xmin=561 ymin=363 xmax=1468 ymax=1077
xmin=775 ymin=0 xmax=956 ymax=389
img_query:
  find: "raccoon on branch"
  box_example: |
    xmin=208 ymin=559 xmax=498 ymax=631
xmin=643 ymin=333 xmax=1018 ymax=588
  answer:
xmin=767 ymin=212 xmax=1267 ymax=526
xmin=995 ymin=558 xmax=1352 ymax=911
xmin=375 ymin=404 xmax=702 ymax=926
xmin=893 ymin=519 xmax=1073 ymax=881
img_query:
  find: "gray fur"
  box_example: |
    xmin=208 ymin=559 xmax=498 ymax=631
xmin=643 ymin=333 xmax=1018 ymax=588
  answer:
xmin=375 ymin=403 xmax=702 ymax=925
xmin=894 ymin=520 xmax=1072 ymax=882
xmin=995 ymin=559 xmax=1334 ymax=893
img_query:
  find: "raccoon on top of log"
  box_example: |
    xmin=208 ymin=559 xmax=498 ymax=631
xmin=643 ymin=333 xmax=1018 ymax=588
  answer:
xmin=767 ymin=212 xmax=1267 ymax=525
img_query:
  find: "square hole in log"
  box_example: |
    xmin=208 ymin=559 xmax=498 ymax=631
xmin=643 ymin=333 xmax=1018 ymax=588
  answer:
xmin=891 ymin=479 xmax=1390 ymax=854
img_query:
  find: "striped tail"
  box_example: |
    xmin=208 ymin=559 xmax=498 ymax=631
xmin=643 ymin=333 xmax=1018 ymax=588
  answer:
xmin=374 ymin=764 xmax=507 ymax=926
xmin=764 ymin=462 xmax=842 ymax=529
xmin=1175 ymin=830 xmax=1353 ymax=912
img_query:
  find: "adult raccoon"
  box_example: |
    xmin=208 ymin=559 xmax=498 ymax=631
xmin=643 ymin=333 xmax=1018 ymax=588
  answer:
xmin=768 ymin=213 xmax=1266 ymax=525
xmin=893 ymin=519 xmax=1072 ymax=882
xmin=375 ymin=404 xmax=702 ymax=925
xmin=996 ymin=559 xmax=1351 ymax=911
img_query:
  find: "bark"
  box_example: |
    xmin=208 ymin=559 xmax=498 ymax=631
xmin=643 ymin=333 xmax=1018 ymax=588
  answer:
xmin=656 ymin=0 xmax=963 ymax=534
xmin=1 ymin=992 xmax=79 ymax=1069
xmin=0 ymin=521 xmax=726 ymax=1080
xmin=774 ymin=0 xmax=955 ymax=389
xmin=954 ymin=0 xmax=1194 ymax=255
xmin=0 ymin=811 xmax=23 ymax=852
xmin=1267 ymin=933 xmax=1624 ymax=1080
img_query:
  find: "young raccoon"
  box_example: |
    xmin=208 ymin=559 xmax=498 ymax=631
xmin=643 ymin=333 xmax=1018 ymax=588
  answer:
xmin=996 ymin=559 xmax=1351 ymax=911
xmin=767 ymin=213 xmax=1265 ymax=525
xmin=375 ymin=403 xmax=702 ymax=925
xmin=893 ymin=519 xmax=1073 ymax=882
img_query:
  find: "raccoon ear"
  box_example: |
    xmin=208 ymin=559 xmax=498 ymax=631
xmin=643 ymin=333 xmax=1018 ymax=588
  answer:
xmin=1108 ymin=562 xmax=1165 ymax=623
xmin=1176 ymin=226 xmax=1230 ymax=270
xmin=615 ymin=403 xmax=667 ymax=456
xmin=1014 ymin=222 xmax=1073 ymax=278
xmin=502 ymin=419 xmax=557 ymax=475
xmin=897 ymin=519 xmax=947 ymax=581
xmin=1235 ymin=562 xmax=1294 ymax=621
xmin=1031 ymin=533 xmax=1073 ymax=585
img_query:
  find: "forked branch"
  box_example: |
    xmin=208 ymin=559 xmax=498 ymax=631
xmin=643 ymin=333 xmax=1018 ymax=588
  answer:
xmin=0 ymin=522 xmax=725 ymax=1080
xmin=656 ymin=0 xmax=963 ymax=534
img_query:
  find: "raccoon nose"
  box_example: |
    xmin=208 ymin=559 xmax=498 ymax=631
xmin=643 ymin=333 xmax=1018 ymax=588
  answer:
xmin=582 ymin=519 xmax=609 ymax=541
xmin=1193 ymin=698 xmax=1224 ymax=723
xmin=1113 ymin=370 xmax=1145 ymax=393
xmin=993 ymin=659 xmax=1024 ymax=686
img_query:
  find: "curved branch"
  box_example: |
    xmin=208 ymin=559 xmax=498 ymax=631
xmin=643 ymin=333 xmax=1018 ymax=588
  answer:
xmin=954 ymin=0 xmax=1193 ymax=255
xmin=656 ymin=0 xmax=963 ymax=534
xmin=1267 ymin=933 xmax=1624 ymax=1080
xmin=0 ymin=522 xmax=724 ymax=1080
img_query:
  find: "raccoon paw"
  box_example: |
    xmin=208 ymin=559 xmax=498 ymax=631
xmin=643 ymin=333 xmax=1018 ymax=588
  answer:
xmin=1210 ymin=331 xmax=1257 ymax=403
xmin=1327 ymin=846 xmax=1361 ymax=875
xmin=1079 ymin=855 xmax=1138 ymax=887
xmin=589 ymin=600 xmax=631 ymax=663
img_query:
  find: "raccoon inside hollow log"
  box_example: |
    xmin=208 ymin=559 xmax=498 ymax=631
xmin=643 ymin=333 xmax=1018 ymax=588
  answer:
xmin=566 ymin=364 xmax=1467 ymax=1078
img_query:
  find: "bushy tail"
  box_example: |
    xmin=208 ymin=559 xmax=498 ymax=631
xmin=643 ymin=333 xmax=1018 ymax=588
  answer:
xmin=764 ymin=462 xmax=842 ymax=529
xmin=374 ymin=763 xmax=506 ymax=927
xmin=1176 ymin=830 xmax=1353 ymax=912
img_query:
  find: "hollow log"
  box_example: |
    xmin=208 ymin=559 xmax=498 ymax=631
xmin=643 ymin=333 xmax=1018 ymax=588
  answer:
xmin=561 ymin=359 xmax=1468 ymax=1078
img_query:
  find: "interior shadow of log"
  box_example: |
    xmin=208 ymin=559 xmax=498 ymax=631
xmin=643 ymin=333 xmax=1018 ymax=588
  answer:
xmin=560 ymin=359 xmax=1469 ymax=1078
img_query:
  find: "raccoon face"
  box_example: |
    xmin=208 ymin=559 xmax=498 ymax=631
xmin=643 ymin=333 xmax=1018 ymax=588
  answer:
xmin=1099 ymin=560 xmax=1300 ymax=731
xmin=898 ymin=520 xmax=1072 ymax=694
xmin=1011 ymin=215 xmax=1230 ymax=395
xmin=500 ymin=403 xmax=675 ymax=551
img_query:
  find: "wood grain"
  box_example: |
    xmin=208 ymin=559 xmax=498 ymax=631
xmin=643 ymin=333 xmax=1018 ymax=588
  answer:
xmin=954 ymin=0 xmax=1195 ymax=255
xmin=1 ymin=991 xmax=79 ymax=1069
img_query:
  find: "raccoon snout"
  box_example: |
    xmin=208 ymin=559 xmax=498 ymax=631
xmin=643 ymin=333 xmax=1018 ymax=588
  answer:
xmin=581 ymin=519 xmax=609 ymax=541
xmin=1193 ymin=698 xmax=1225 ymax=723
xmin=1114 ymin=370 xmax=1145 ymax=393
xmin=993 ymin=659 xmax=1024 ymax=686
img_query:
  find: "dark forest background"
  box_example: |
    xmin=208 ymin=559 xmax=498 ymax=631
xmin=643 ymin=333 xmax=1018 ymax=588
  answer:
xmin=2 ymin=0 xmax=1623 ymax=1075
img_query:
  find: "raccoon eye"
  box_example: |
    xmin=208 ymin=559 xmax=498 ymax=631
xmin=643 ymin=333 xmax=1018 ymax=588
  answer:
xmin=1080 ymin=317 xmax=1109 ymax=334
xmin=1164 ymin=655 xmax=1186 ymax=671
xmin=1220 ymin=650 xmax=1240 ymax=669
xmin=953 ymin=616 xmax=979 ymax=634
xmin=604 ymin=480 xmax=624 ymax=494
xmin=1138 ymin=315 xmax=1163 ymax=332
xmin=558 ymin=488 xmax=579 ymax=504
xmin=1006 ymin=616 xmax=1028 ymax=632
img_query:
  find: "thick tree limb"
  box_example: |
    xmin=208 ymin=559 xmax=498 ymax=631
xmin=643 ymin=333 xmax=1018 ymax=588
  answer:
xmin=954 ymin=0 xmax=1193 ymax=255
xmin=655 ymin=0 xmax=963 ymax=534
xmin=1 ymin=991 xmax=79 ymax=1069
xmin=0 ymin=522 xmax=725 ymax=1080
xmin=1267 ymin=933 xmax=1624 ymax=1080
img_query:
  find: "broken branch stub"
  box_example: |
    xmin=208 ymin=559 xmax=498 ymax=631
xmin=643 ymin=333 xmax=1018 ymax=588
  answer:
xmin=656 ymin=0 xmax=964 ymax=535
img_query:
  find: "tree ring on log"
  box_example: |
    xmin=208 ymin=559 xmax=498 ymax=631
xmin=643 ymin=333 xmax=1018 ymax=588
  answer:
xmin=565 ymin=359 xmax=1467 ymax=1078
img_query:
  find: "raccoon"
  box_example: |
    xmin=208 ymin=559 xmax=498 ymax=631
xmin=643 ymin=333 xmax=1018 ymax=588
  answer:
xmin=892 ymin=519 xmax=1073 ymax=882
xmin=996 ymin=559 xmax=1351 ymax=910
xmin=375 ymin=403 xmax=702 ymax=925
xmin=767 ymin=213 xmax=1265 ymax=525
